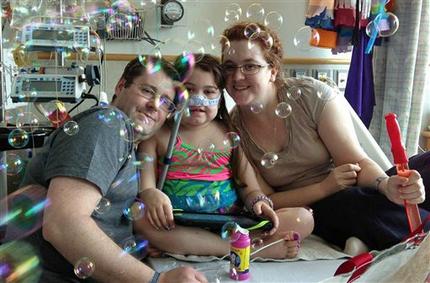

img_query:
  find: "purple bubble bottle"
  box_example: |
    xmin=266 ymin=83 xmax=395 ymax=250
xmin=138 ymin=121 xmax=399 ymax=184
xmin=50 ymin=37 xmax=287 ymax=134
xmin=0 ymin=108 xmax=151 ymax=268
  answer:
xmin=229 ymin=227 xmax=250 ymax=281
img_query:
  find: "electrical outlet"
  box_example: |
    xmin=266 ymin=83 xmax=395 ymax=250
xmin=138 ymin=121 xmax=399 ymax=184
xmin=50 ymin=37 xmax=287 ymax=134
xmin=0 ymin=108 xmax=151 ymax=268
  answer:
xmin=337 ymin=70 xmax=348 ymax=89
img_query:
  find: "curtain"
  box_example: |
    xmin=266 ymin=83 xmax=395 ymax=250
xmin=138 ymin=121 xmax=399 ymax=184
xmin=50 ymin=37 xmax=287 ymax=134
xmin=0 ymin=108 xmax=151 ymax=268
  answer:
xmin=344 ymin=28 xmax=375 ymax=128
xmin=369 ymin=0 xmax=430 ymax=159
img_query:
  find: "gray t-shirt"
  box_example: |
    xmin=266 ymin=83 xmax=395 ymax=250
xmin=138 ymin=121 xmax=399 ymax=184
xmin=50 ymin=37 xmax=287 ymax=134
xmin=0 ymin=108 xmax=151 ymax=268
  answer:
xmin=22 ymin=106 xmax=138 ymax=280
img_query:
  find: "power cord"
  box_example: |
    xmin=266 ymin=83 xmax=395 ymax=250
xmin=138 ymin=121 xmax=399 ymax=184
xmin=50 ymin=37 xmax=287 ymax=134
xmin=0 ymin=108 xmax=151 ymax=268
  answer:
xmin=68 ymin=86 xmax=97 ymax=114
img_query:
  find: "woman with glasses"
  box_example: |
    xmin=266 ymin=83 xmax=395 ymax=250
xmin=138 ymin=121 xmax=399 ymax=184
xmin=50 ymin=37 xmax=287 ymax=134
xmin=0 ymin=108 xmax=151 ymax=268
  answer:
xmin=134 ymin=54 xmax=313 ymax=259
xmin=221 ymin=22 xmax=429 ymax=254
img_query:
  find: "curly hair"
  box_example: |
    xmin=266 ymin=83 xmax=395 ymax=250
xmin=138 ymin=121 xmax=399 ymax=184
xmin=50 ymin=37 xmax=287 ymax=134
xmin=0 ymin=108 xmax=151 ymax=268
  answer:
xmin=221 ymin=22 xmax=285 ymax=88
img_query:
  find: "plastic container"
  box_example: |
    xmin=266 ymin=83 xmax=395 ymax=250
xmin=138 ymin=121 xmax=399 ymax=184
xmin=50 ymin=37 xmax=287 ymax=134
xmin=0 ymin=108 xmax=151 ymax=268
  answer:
xmin=229 ymin=228 xmax=250 ymax=281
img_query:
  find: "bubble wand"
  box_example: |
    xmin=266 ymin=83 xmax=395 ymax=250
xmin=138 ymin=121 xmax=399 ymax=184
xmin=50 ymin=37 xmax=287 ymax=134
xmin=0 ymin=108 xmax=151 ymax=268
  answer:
xmin=385 ymin=113 xmax=423 ymax=233
xmin=157 ymin=53 xmax=193 ymax=189
xmin=157 ymin=106 xmax=188 ymax=190
xmin=365 ymin=0 xmax=385 ymax=54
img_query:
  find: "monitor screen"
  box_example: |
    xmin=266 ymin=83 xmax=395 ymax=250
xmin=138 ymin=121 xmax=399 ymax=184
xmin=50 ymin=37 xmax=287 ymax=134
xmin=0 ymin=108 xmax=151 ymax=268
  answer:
xmin=32 ymin=29 xmax=73 ymax=41
xmin=23 ymin=80 xmax=62 ymax=92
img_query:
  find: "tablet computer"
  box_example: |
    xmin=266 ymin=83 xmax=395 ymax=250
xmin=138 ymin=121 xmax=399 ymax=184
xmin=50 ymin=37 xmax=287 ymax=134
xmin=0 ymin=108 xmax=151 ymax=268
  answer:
xmin=173 ymin=210 xmax=273 ymax=231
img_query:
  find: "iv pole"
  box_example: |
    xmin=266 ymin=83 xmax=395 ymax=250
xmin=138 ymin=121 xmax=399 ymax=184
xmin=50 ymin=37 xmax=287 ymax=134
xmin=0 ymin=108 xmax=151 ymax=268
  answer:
xmin=0 ymin=6 xmax=8 ymax=241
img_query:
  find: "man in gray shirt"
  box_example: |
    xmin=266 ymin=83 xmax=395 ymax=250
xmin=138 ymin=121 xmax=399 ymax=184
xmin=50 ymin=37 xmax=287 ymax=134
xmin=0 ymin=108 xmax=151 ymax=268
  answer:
xmin=21 ymin=56 xmax=207 ymax=283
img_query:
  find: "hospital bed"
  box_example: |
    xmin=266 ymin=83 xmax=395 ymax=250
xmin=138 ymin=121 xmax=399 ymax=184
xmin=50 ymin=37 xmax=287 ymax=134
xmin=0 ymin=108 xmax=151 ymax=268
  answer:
xmin=146 ymin=96 xmax=394 ymax=283
xmin=0 ymin=95 xmax=393 ymax=282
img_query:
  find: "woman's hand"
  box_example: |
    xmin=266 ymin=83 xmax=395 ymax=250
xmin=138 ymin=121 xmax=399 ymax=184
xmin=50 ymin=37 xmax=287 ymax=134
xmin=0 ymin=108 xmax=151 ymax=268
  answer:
xmin=140 ymin=188 xmax=175 ymax=230
xmin=252 ymin=201 xmax=279 ymax=236
xmin=383 ymin=170 xmax=425 ymax=205
xmin=322 ymin=163 xmax=361 ymax=194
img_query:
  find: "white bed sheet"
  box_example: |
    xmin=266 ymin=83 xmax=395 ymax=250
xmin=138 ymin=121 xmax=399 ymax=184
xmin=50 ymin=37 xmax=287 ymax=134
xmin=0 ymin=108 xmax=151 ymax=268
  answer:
xmin=147 ymin=257 xmax=346 ymax=283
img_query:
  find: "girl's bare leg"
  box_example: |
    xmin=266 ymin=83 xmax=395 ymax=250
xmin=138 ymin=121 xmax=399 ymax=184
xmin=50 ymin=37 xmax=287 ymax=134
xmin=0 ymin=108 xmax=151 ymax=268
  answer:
xmin=135 ymin=216 xmax=230 ymax=256
xmin=250 ymin=207 xmax=314 ymax=259
xmin=135 ymin=207 xmax=314 ymax=259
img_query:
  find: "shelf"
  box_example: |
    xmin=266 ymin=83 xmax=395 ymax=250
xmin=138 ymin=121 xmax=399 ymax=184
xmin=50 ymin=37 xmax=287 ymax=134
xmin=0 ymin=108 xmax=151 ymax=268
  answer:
xmin=38 ymin=52 xmax=351 ymax=65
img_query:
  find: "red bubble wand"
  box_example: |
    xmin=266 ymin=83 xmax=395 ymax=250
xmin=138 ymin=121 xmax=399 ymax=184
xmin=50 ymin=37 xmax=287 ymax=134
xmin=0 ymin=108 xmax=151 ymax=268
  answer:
xmin=385 ymin=113 xmax=423 ymax=234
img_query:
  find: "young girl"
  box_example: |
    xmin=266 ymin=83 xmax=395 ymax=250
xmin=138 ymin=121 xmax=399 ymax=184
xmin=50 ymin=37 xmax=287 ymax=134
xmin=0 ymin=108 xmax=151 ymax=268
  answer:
xmin=134 ymin=54 xmax=313 ymax=259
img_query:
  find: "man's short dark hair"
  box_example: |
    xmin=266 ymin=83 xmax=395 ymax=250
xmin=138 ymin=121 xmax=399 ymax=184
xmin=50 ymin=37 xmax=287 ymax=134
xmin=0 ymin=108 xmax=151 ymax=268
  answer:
xmin=112 ymin=55 xmax=178 ymax=103
xmin=121 ymin=55 xmax=178 ymax=88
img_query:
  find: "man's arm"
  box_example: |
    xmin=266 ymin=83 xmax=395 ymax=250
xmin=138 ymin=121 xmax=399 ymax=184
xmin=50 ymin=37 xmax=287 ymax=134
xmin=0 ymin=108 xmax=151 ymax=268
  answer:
xmin=43 ymin=176 xmax=154 ymax=283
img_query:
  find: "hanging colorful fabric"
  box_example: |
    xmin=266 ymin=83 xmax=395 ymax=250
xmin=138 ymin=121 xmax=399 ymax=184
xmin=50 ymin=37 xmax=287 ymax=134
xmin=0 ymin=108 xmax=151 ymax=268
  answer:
xmin=310 ymin=28 xmax=338 ymax=48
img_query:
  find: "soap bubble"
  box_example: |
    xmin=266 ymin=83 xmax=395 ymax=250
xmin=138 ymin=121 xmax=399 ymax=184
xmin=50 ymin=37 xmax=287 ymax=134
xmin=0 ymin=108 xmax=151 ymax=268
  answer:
xmin=225 ymin=3 xmax=242 ymax=18
xmin=0 ymin=185 xmax=48 ymax=242
xmin=63 ymin=120 xmax=79 ymax=136
xmin=94 ymin=198 xmax=111 ymax=215
xmin=8 ymin=128 xmax=30 ymax=148
xmin=366 ymin=12 xmax=399 ymax=38
xmin=378 ymin=12 xmax=399 ymax=37
xmin=260 ymin=152 xmax=279 ymax=169
xmin=245 ymin=3 xmax=265 ymax=22
xmin=196 ymin=266 xmax=223 ymax=283
xmin=134 ymin=152 xmax=155 ymax=170
xmin=188 ymin=19 xmax=215 ymax=41
xmin=123 ymin=201 xmax=145 ymax=221
xmin=244 ymin=23 xmax=261 ymax=39
xmin=185 ymin=193 xmax=206 ymax=211
xmin=287 ymin=86 xmax=303 ymax=101
xmin=264 ymin=11 xmax=283 ymax=31
xmin=184 ymin=40 xmax=206 ymax=63
xmin=173 ymin=81 xmax=190 ymax=114
xmin=106 ymin=13 xmax=133 ymax=38
xmin=252 ymin=238 xmax=264 ymax=249
xmin=293 ymin=26 xmax=320 ymax=51
xmin=221 ymin=221 xmax=241 ymax=241
xmin=275 ymin=102 xmax=292 ymax=119
xmin=119 ymin=123 xmax=133 ymax=142
xmin=74 ymin=257 xmax=95 ymax=279
xmin=222 ymin=132 xmax=241 ymax=149
xmin=122 ymin=237 xmax=137 ymax=253
xmin=42 ymin=100 xmax=70 ymax=126
xmin=96 ymin=108 xmax=123 ymax=127
xmin=0 ymin=241 xmax=41 ymax=282
xmin=15 ymin=111 xmax=40 ymax=129
xmin=0 ymin=153 xmax=25 ymax=176
xmin=250 ymin=103 xmax=263 ymax=113
xmin=220 ymin=35 xmax=236 ymax=56
xmin=121 ymin=236 xmax=149 ymax=259
xmin=256 ymin=31 xmax=274 ymax=49
xmin=197 ymin=139 xmax=216 ymax=154
xmin=224 ymin=10 xmax=241 ymax=25
xmin=185 ymin=191 xmax=221 ymax=213
xmin=174 ymin=52 xmax=195 ymax=82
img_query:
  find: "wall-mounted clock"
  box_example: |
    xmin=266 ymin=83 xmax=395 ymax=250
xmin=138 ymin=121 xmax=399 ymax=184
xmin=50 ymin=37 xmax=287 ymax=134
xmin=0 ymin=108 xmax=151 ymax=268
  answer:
xmin=161 ymin=0 xmax=184 ymax=25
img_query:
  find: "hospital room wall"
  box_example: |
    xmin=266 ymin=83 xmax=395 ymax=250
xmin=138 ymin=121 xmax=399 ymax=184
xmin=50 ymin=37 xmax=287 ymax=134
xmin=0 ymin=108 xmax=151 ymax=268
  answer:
xmin=10 ymin=1 xmax=429 ymax=150
xmin=105 ymin=0 xmax=351 ymax=59
xmin=98 ymin=0 xmax=351 ymax=107
xmin=89 ymin=1 xmax=430 ymax=151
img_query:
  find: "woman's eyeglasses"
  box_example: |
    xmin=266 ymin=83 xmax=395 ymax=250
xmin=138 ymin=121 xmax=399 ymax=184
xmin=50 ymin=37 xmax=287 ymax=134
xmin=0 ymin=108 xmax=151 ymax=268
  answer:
xmin=133 ymin=84 xmax=176 ymax=114
xmin=222 ymin=63 xmax=269 ymax=75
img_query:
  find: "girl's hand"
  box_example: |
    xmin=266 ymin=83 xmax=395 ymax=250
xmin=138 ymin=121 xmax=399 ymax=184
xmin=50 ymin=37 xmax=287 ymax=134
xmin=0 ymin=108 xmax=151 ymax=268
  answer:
xmin=140 ymin=188 xmax=175 ymax=230
xmin=253 ymin=201 xmax=279 ymax=236
xmin=384 ymin=170 xmax=425 ymax=205
xmin=322 ymin=163 xmax=361 ymax=193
